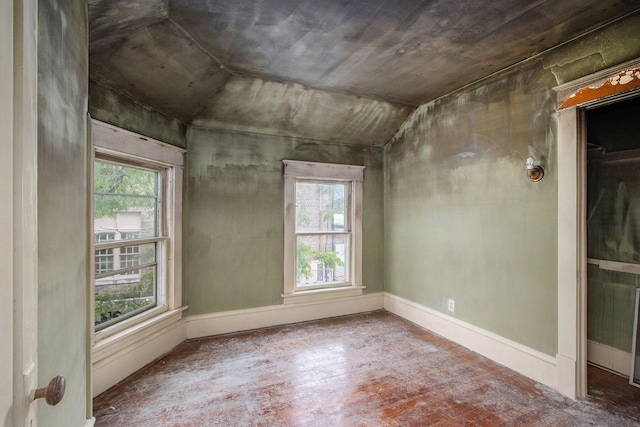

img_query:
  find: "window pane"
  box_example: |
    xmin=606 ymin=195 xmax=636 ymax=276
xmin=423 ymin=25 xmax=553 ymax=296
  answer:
xmin=296 ymin=234 xmax=349 ymax=287
xmin=95 ymin=266 xmax=156 ymax=329
xmin=94 ymin=161 xmax=159 ymax=240
xmin=296 ymin=182 xmax=347 ymax=233
xmin=94 ymin=159 xmax=161 ymax=331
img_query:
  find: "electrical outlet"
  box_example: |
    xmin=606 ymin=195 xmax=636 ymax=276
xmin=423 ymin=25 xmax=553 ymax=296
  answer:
xmin=447 ymin=298 xmax=455 ymax=313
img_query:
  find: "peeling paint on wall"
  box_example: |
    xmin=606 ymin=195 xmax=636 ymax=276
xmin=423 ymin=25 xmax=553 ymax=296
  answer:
xmin=560 ymin=68 xmax=640 ymax=109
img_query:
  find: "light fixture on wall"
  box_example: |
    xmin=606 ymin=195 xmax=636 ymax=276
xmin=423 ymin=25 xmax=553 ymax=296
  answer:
xmin=526 ymin=157 xmax=544 ymax=182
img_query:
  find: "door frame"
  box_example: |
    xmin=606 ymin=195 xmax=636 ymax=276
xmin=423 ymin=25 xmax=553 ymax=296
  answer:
xmin=555 ymin=58 xmax=640 ymax=399
xmin=5 ymin=0 xmax=39 ymax=425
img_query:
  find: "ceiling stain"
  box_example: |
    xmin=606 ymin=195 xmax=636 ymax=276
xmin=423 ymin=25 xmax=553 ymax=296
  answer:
xmin=88 ymin=0 xmax=640 ymax=146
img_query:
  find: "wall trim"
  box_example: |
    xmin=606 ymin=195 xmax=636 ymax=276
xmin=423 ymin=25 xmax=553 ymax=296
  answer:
xmin=93 ymin=292 xmax=566 ymax=399
xmin=383 ymin=293 xmax=559 ymax=392
xmin=84 ymin=417 xmax=96 ymax=427
xmin=555 ymin=59 xmax=640 ymax=400
xmin=588 ymin=340 xmax=631 ymax=377
xmin=92 ymin=313 xmax=187 ymax=396
xmin=186 ymin=292 xmax=385 ymax=339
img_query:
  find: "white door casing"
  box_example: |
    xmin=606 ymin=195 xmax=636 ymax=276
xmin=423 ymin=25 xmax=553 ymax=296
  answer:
xmin=5 ymin=0 xmax=40 ymax=425
xmin=555 ymin=58 xmax=640 ymax=400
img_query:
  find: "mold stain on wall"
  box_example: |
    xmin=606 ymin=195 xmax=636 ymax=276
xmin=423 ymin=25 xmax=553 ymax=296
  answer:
xmin=385 ymin=59 xmax=559 ymax=356
xmin=183 ymin=127 xmax=385 ymax=315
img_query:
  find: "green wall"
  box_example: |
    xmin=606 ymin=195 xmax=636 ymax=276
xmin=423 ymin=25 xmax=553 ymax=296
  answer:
xmin=86 ymin=7 xmax=640 ymax=365
xmin=384 ymin=64 xmax=559 ymax=355
xmin=37 ymin=0 xmax=88 ymax=425
xmin=384 ymin=12 xmax=640 ymax=357
xmin=89 ymin=81 xmax=187 ymax=149
xmin=183 ymin=127 xmax=384 ymax=315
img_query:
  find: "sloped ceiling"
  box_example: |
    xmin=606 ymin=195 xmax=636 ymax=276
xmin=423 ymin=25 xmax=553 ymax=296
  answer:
xmin=89 ymin=0 xmax=640 ymax=146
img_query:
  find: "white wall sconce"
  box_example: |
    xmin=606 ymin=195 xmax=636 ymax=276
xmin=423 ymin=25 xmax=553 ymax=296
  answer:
xmin=526 ymin=157 xmax=544 ymax=182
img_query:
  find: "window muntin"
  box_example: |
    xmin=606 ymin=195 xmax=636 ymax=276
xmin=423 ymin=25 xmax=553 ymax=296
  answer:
xmin=93 ymin=160 xmax=164 ymax=330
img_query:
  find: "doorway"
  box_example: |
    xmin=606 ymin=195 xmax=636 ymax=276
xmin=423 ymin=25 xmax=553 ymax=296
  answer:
xmin=585 ymin=96 xmax=640 ymax=389
xmin=555 ymin=59 xmax=640 ymax=400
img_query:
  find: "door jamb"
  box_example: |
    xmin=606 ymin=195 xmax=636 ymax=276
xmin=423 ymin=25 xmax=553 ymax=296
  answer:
xmin=10 ymin=0 xmax=39 ymax=424
xmin=555 ymin=58 xmax=640 ymax=400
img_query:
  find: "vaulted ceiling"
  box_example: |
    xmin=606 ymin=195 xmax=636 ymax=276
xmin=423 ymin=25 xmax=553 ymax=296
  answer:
xmin=89 ymin=0 xmax=640 ymax=146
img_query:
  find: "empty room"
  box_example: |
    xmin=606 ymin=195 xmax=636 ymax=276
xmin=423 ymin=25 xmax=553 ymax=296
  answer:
xmin=3 ymin=1 xmax=640 ymax=426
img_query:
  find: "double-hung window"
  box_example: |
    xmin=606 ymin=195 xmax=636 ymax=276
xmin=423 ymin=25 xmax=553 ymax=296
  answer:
xmin=91 ymin=119 xmax=184 ymax=337
xmin=283 ymin=160 xmax=365 ymax=303
xmin=93 ymin=161 xmax=162 ymax=330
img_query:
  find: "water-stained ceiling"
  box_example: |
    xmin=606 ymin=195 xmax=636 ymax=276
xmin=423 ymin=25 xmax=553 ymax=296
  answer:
xmin=89 ymin=0 xmax=640 ymax=146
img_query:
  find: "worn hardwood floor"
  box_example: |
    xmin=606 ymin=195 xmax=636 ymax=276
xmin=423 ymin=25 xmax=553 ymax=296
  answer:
xmin=94 ymin=311 xmax=640 ymax=426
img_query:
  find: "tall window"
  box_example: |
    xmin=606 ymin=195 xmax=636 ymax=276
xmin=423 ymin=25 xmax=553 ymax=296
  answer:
xmin=296 ymin=181 xmax=349 ymax=287
xmin=283 ymin=160 xmax=364 ymax=303
xmin=92 ymin=119 xmax=184 ymax=338
xmin=93 ymin=161 xmax=162 ymax=330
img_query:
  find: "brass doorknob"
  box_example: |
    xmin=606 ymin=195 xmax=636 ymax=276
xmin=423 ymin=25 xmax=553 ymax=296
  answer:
xmin=33 ymin=375 xmax=66 ymax=406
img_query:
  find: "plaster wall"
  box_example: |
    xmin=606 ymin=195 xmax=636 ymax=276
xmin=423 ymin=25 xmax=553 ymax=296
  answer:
xmin=1 ymin=2 xmax=13 ymax=425
xmin=384 ymin=12 xmax=640 ymax=357
xmin=89 ymin=81 xmax=187 ymax=149
xmin=184 ymin=128 xmax=384 ymax=315
xmin=37 ymin=0 xmax=89 ymax=425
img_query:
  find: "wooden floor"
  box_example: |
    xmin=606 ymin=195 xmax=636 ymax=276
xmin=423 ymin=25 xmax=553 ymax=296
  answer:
xmin=94 ymin=311 xmax=640 ymax=426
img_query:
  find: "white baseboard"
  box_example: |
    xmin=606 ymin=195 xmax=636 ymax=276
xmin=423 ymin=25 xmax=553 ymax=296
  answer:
xmin=84 ymin=417 xmax=96 ymax=427
xmin=186 ymin=292 xmax=385 ymax=339
xmin=383 ymin=293 xmax=559 ymax=392
xmin=93 ymin=312 xmax=187 ymax=396
xmin=588 ymin=340 xmax=631 ymax=376
xmin=92 ymin=292 xmax=565 ymax=400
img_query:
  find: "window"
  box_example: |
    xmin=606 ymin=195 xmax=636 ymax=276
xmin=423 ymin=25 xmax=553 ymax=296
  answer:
xmin=95 ymin=232 xmax=115 ymax=274
xmin=93 ymin=161 xmax=161 ymax=330
xmin=92 ymin=119 xmax=184 ymax=338
xmin=283 ymin=160 xmax=365 ymax=303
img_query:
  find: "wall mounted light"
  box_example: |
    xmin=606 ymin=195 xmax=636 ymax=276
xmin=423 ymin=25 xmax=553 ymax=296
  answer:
xmin=526 ymin=157 xmax=544 ymax=182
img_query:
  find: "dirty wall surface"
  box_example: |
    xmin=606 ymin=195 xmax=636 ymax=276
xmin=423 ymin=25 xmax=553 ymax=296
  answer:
xmin=37 ymin=0 xmax=89 ymax=425
xmin=384 ymin=12 xmax=640 ymax=357
xmin=184 ymin=128 xmax=384 ymax=315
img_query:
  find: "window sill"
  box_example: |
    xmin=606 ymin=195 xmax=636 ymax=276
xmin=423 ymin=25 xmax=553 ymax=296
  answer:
xmin=95 ymin=305 xmax=169 ymax=343
xmin=282 ymin=286 xmax=365 ymax=305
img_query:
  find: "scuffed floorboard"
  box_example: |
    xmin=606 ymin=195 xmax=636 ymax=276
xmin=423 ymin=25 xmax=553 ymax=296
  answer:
xmin=94 ymin=311 xmax=640 ymax=426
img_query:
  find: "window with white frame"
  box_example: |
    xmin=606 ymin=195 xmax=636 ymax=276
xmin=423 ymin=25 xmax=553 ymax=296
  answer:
xmin=283 ymin=160 xmax=364 ymax=303
xmin=92 ymin=119 xmax=184 ymax=337
xmin=93 ymin=160 xmax=163 ymax=330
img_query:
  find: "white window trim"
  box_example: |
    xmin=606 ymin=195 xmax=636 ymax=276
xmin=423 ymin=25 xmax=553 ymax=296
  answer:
xmin=282 ymin=160 xmax=365 ymax=304
xmin=91 ymin=119 xmax=186 ymax=343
